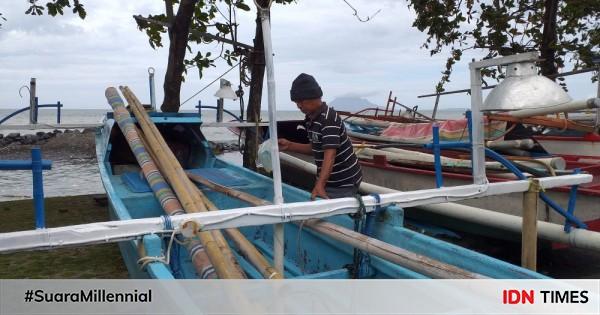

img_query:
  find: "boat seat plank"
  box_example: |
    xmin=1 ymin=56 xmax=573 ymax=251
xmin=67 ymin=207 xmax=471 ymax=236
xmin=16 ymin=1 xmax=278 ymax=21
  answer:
xmin=122 ymin=172 xmax=153 ymax=193
xmin=120 ymin=167 xmax=251 ymax=193
xmin=187 ymin=168 xmax=250 ymax=187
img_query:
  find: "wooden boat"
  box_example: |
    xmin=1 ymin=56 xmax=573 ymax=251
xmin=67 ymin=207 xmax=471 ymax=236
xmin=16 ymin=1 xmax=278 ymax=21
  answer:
xmin=534 ymin=133 xmax=600 ymax=160
xmin=95 ymin=110 xmax=545 ymax=279
xmin=275 ymin=117 xmax=600 ymax=238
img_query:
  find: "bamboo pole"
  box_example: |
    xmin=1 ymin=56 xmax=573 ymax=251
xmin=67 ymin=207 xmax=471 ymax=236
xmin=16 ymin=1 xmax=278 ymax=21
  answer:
xmin=304 ymin=219 xmax=487 ymax=279
xmin=105 ymin=88 xmax=217 ymax=279
xmin=190 ymin=183 xmax=283 ymax=279
xmin=137 ymin=127 xmax=242 ymax=280
xmin=136 ymin=127 xmax=221 ymax=278
xmin=122 ymin=87 xmax=201 ymax=203
xmin=487 ymin=114 xmax=596 ymax=133
xmin=522 ymin=179 xmax=540 ymax=271
xmin=196 ymin=188 xmax=282 ymax=279
xmin=187 ymin=172 xmax=486 ymax=279
xmin=189 ymin=185 xmax=247 ymax=278
xmin=137 ymin=127 xmax=245 ymax=279
xmin=121 ymin=86 xmax=243 ymax=279
xmin=187 ymin=172 xmax=270 ymax=206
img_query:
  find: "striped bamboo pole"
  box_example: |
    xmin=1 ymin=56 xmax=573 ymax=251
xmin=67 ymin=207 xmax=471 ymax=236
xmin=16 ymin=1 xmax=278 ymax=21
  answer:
xmin=135 ymin=126 xmax=222 ymax=278
xmin=120 ymin=86 xmax=244 ymax=279
xmin=105 ymin=87 xmax=216 ymax=279
xmin=138 ymin=126 xmax=246 ymax=278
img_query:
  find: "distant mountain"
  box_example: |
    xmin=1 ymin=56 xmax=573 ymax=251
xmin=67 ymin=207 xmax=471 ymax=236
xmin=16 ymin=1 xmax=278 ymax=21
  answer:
xmin=328 ymin=97 xmax=377 ymax=112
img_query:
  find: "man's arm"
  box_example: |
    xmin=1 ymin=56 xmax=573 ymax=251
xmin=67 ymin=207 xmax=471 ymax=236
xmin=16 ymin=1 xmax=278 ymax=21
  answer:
xmin=312 ymin=148 xmax=336 ymax=200
xmin=278 ymin=139 xmax=312 ymax=155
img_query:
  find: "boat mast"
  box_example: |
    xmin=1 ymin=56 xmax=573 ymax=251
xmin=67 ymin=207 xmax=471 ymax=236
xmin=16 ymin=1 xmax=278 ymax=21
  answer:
xmin=256 ymin=0 xmax=285 ymax=275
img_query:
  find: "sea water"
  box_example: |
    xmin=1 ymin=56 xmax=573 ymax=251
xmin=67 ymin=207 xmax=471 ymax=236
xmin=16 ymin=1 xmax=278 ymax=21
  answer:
xmin=0 ymin=107 xmax=464 ymax=201
xmin=0 ymin=108 xmax=303 ymax=201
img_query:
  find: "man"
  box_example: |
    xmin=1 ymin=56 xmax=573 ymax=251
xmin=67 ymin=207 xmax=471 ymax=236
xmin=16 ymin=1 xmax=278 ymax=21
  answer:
xmin=278 ymin=73 xmax=362 ymax=200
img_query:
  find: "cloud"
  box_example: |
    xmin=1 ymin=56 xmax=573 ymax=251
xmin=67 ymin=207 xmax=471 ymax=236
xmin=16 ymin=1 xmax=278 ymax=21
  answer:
xmin=0 ymin=0 xmax=596 ymax=113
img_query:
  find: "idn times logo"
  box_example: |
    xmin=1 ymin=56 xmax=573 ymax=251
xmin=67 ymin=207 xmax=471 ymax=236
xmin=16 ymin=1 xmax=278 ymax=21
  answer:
xmin=502 ymin=289 xmax=589 ymax=304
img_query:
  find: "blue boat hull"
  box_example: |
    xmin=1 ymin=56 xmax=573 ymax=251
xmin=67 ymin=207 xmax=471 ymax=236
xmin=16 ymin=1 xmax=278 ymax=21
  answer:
xmin=96 ymin=113 xmax=546 ymax=279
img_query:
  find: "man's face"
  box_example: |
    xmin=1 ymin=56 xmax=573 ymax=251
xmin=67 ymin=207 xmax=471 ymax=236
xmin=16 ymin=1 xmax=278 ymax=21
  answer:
xmin=295 ymin=99 xmax=321 ymax=115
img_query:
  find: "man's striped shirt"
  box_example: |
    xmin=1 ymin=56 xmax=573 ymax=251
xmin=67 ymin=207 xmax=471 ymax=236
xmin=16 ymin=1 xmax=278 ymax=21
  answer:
xmin=304 ymin=103 xmax=362 ymax=188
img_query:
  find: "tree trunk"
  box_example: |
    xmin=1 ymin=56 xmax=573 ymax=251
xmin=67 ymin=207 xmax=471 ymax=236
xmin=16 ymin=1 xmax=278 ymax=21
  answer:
xmin=243 ymin=9 xmax=266 ymax=170
xmin=540 ymin=0 xmax=559 ymax=78
xmin=161 ymin=0 xmax=196 ymax=113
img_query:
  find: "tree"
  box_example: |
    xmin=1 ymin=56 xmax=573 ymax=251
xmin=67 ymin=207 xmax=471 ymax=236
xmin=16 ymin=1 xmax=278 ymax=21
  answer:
xmin=23 ymin=0 xmax=293 ymax=170
xmin=407 ymin=0 xmax=600 ymax=91
xmin=24 ymin=0 xmax=294 ymax=114
xmin=135 ymin=0 xmax=256 ymax=112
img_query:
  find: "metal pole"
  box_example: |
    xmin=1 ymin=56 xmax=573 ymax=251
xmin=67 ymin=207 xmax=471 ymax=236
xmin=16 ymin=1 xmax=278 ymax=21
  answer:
xmin=216 ymin=98 xmax=224 ymax=122
xmin=595 ymin=68 xmax=600 ymax=130
xmin=386 ymin=91 xmax=392 ymax=116
xmin=432 ymin=94 xmax=441 ymax=119
xmin=31 ymin=147 xmax=45 ymax=229
xmin=468 ymin=63 xmax=487 ymax=185
xmin=148 ymin=67 xmax=156 ymax=111
xmin=29 ymin=78 xmax=36 ymax=124
xmin=391 ymin=97 xmax=397 ymax=117
xmin=34 ymin=97 xmax=39 ymax=124
xmin=384 ymin=95 xmax=391 ymax=117
xmin=522 ymin=179 xmax=540 ymax=271
xmin=259 ymin=4 xmax=285 ymax=275
xmin=57 ymin=101 xmax=62 ymax=124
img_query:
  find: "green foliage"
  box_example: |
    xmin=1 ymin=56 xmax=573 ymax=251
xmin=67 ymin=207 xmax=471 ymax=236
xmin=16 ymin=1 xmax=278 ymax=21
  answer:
xmin=25 ymin=0 xmax=86 ymax=19
xmin=408 ymin=0 xmax=600 ymax=91
xmin=136 ymin=0 xmax=294 ymax=81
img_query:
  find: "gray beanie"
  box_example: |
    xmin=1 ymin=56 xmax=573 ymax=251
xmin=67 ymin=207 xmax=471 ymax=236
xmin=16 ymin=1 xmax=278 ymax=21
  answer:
xmin=290 ymin=73 xmax=323 ymax=102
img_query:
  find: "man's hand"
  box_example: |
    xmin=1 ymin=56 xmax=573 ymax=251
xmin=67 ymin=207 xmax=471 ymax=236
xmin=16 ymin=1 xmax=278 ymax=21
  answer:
xmin=278 ymin=138 xmax=292 ymax=151
xmin=311 ymin=182 xmax=329 ymax=200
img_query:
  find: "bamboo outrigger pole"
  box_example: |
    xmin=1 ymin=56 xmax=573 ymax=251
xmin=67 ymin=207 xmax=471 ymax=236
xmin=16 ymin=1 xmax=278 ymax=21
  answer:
xmin=186 ymin=172 xmax=487 ymax=279
xmin=120 ymin=86 xmax=244 ymax=279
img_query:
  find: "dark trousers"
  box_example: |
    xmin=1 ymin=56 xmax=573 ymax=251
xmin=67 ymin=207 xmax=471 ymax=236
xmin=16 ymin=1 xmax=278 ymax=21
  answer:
xmin=325 ymin=185 xmax=359 ymax=199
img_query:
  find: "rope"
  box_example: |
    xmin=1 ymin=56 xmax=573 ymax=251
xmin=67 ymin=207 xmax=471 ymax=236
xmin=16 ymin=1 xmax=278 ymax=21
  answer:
xmin=137 ymin=229 xmax=178 ymax=270
xmin=369 ymin=193 xmax=382 ymax=215
xmin=527 ymin=178 xmax=544 ymax=193
xmin=295 ymin=220 xmax=307 ymax=273
xmin=180 ymin=61 xmax=241 ymax=106
xmin=162 ymin=215 xmax=173 ymax=231
xmin=349 ymin=194 xmax=369 ymax=279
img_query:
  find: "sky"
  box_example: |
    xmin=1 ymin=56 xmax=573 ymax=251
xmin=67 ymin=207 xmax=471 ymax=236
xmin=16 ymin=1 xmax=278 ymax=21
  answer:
xmin=0 ymin=0 xmax=597 ymax=112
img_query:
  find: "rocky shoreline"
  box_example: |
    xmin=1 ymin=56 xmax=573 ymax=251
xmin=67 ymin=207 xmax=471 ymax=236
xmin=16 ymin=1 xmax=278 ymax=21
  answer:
xmin=0 ymin=129 xmax=97 ymax=160
xmin=0 ymin=129 xmax=241 ymax=160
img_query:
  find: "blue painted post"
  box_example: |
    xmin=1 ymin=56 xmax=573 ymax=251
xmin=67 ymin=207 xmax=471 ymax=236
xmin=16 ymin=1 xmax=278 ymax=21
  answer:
xmin=57 ymin=101 xmax=62 ymax=124
xmin=465 ymin=110 xmax=474 ymax=171
xmin=432 ymin=123 xmax=443 ymax=188
xmin=31 ymin=147 xmax=46 ymax=229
